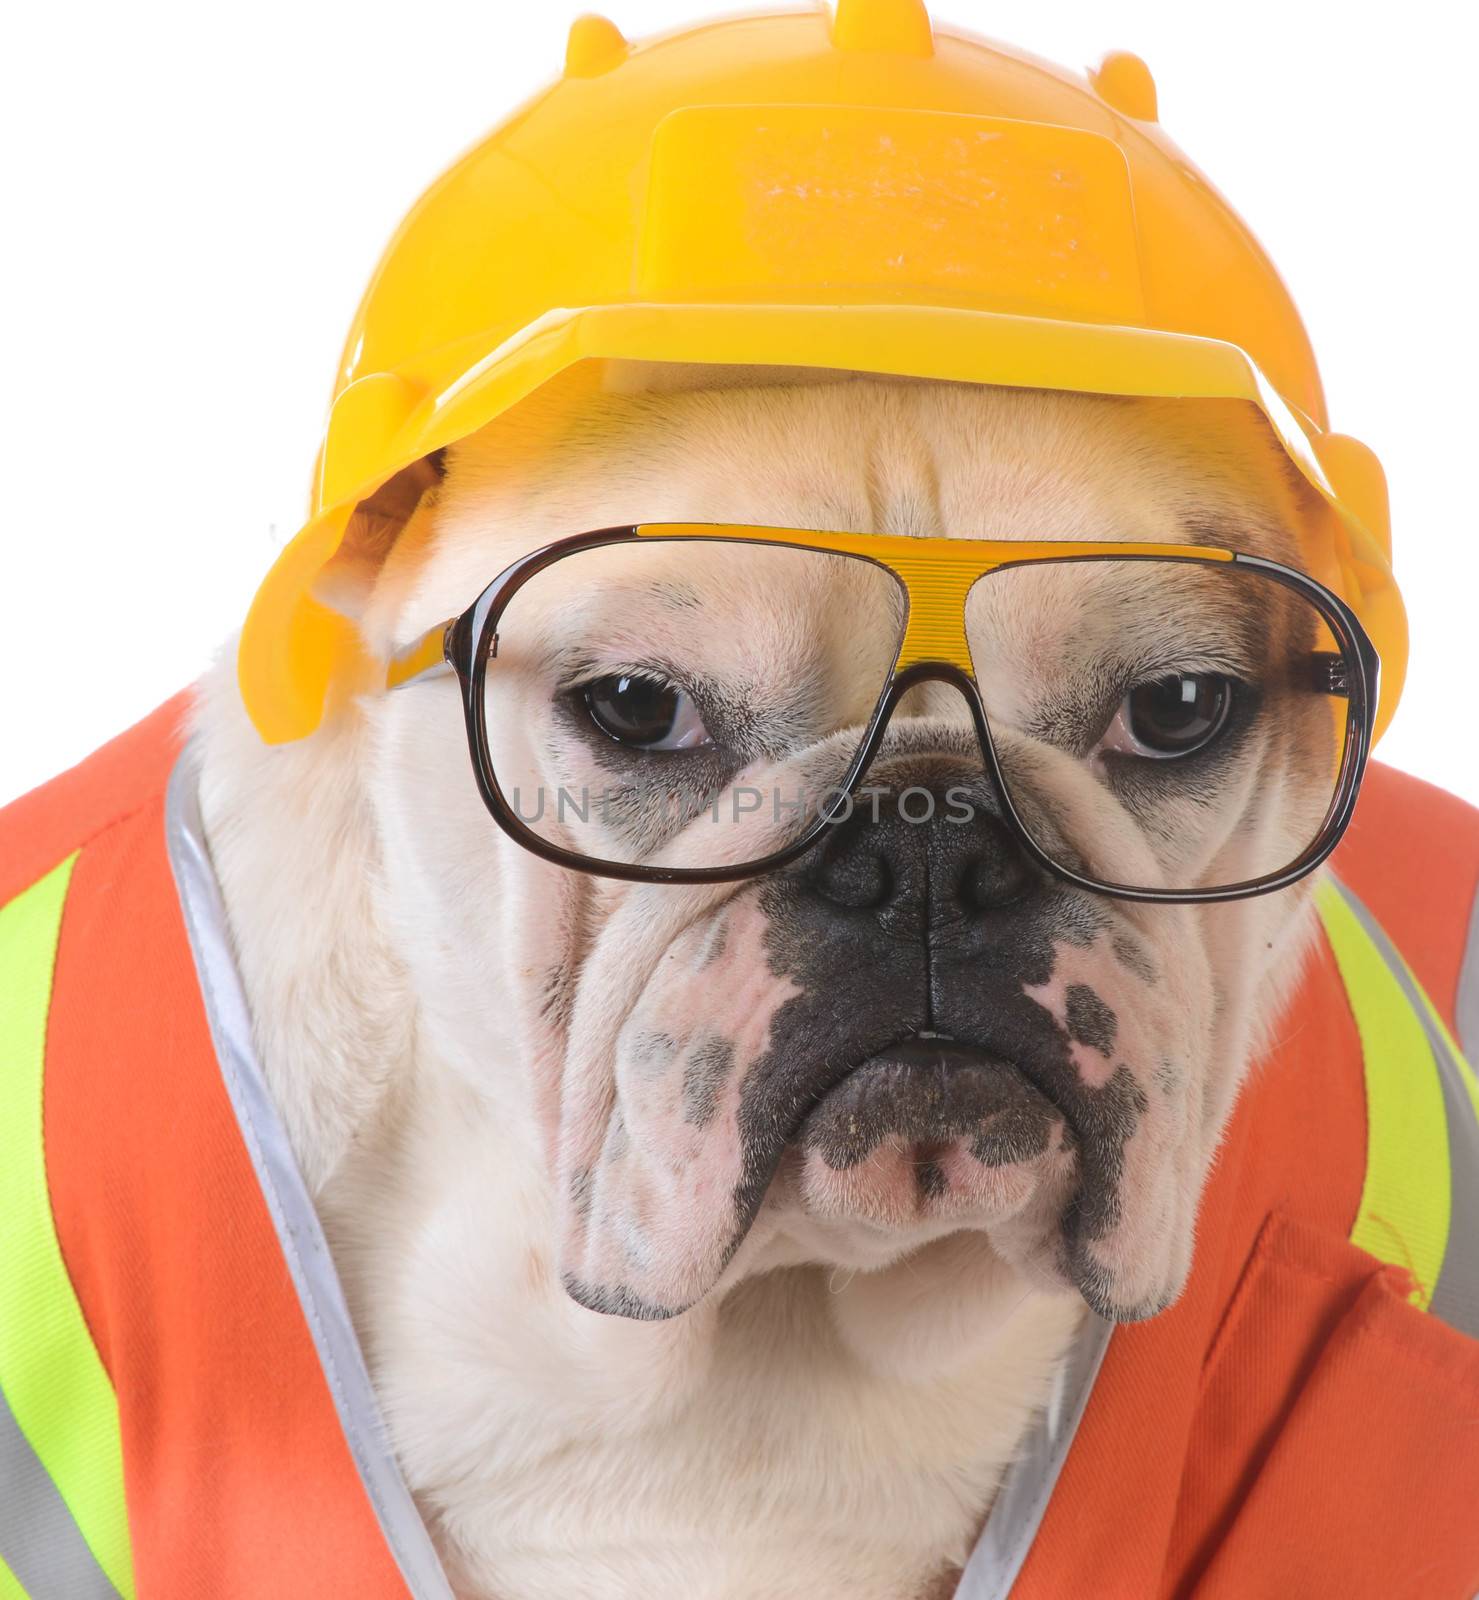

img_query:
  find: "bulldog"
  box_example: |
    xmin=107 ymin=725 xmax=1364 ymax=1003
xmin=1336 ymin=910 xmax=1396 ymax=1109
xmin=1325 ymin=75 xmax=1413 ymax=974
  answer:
xmin=192 ymin=369 xmax=1331 ymax=1598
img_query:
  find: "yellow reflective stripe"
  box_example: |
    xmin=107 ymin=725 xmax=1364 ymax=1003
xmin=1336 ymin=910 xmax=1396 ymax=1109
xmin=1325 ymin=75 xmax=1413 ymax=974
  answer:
xmin=0 ymin=1554 xmax=28 ymax=1599
xmin=1315 ymin=878 xmax=1450 ymax=1308
xmin=0 ymin=855 xmax=135 ymax=1599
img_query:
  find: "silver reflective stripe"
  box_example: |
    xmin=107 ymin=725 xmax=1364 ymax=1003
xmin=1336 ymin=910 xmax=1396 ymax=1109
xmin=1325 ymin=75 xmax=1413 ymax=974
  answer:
xmin=1329 ymin=877 xmax=1479 ymax=1339
xmin=0 ymin=1382 xmax=121 ymax=1600
xmin=952 ymin=1313 xmax=1113 ymax=1599
xmin=164 ymin=753 xmax=455 ymax=1600
xmin=1459 ymin=881 xmax=1479 ymax=1066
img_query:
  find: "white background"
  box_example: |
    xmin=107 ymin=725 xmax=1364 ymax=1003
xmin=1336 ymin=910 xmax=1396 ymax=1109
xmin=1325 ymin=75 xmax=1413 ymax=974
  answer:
xmin=2 ymin=1 xmax=1475 ymax=807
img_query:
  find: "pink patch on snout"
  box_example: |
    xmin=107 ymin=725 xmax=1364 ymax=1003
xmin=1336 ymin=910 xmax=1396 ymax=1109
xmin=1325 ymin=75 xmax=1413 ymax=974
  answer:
xmin=1023 ymin=963 xmax=1119 ymax=1088
xmin=1068 ymin=1039 xmax=1115 ymax=1088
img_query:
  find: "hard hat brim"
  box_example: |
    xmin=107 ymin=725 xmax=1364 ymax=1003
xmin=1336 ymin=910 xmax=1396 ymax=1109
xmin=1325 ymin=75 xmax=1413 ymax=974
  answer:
xmin=240 ymin=300 xmax=1404 ymax=744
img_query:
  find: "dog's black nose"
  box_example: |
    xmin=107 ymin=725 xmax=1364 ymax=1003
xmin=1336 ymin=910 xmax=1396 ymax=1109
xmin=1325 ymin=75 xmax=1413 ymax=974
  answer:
xmin=806 ymin=777 xmax=1038 ymax=935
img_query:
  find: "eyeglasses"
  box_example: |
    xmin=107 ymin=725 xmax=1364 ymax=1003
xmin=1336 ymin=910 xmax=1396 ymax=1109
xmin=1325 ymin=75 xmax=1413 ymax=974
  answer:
xmin=387 ymin=523 xmax=1379 ymax=903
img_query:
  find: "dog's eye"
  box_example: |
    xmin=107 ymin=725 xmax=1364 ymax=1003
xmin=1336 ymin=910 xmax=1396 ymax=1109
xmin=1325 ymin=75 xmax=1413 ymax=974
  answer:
xmin=582 ymin=674 xmax=713 ymax=751
xmin=1102 ymin=673 xmax=1235 ymax=760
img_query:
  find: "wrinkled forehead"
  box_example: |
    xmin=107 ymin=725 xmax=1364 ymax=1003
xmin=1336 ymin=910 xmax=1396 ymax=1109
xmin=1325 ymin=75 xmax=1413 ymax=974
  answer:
xmin=420 ymin=371 xmax=1307 ymax=624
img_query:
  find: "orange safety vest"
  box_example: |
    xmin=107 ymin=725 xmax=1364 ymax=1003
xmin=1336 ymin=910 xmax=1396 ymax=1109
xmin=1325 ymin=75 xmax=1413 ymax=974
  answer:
xmin=1 ymin=695 xmax=1477 ymax=1598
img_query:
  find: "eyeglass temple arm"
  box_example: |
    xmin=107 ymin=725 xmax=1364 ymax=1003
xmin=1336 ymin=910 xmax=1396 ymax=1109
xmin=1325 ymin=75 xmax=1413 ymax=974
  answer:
xmin=385 ymin=620 xmax=460 ymax=691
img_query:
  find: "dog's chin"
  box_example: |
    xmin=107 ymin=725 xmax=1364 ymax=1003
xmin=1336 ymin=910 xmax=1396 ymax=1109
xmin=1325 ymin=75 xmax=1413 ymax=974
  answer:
xmin=762 ymin=1037 xmax=1079 ymax=1270
xmin=562 ymin=1027 xmax=1186 ymax=1326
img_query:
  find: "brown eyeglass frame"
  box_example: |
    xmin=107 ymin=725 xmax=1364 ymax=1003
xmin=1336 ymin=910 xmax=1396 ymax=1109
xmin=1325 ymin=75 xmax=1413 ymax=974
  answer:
xmin=385 ymin=523 xmax=1381 ymax=904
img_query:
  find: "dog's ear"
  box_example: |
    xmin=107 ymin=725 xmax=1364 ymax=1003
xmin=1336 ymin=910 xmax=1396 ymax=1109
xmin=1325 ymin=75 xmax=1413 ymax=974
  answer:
xmin=311 ymin=450 xmax=446 ymax=626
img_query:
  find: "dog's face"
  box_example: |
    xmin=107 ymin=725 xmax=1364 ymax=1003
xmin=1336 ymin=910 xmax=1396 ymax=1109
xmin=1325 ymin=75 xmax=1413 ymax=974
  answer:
xmin=345 ymin=372 xmax=1326 ymax=1326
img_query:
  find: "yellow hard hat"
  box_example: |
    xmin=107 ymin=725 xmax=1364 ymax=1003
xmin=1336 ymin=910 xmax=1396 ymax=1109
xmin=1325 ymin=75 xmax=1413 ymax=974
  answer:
xmin=240 ymin=0 xmax=1405 ymax=744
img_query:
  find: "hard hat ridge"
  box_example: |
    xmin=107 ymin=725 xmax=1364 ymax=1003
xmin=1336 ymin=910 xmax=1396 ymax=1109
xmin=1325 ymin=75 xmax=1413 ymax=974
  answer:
xmin=1089 ymin=49 xmax=1159 ymax=121
xmin=832 ymin=0 xmax=934 ymax=55
xmin=564 ymin=14 xmax=629 ymax=78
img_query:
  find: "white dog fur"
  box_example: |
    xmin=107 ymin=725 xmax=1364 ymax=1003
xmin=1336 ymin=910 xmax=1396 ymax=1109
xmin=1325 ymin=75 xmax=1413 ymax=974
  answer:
xmin=192 ymin=372 xmax=1326 ymax=1598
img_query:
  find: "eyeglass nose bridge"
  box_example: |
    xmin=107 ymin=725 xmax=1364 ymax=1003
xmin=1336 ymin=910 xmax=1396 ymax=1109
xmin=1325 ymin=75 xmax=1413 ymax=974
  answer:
xmin=859 ymin=657 xmax=1082 ymax=899
xmin=887 ymin=551 xmax=986 ymax=672
xmin=852 ymin=656 xmax=1004 ymax=804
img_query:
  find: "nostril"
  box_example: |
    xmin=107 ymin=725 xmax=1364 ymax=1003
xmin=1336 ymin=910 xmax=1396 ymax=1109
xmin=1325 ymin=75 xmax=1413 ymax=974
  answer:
xmin=813 ymin=833 xmax=894 ymax=910
xmin=960 ymin=844 xmax=1035 ymax=911
xmin=804 ymin=779 xmax=1038 ymax=920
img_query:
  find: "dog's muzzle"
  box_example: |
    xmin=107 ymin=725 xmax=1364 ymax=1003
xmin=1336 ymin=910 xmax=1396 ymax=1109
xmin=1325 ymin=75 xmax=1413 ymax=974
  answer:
xmin=560 ymin=755 xmax=1173 ymax=1324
